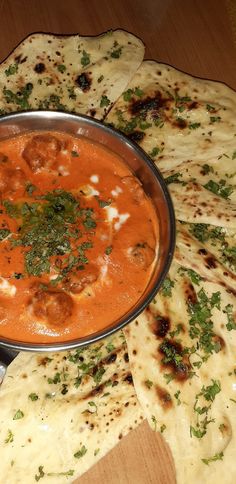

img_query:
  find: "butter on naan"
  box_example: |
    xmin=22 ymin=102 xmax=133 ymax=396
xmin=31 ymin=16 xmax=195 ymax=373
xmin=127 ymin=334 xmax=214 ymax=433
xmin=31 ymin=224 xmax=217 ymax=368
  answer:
xmin=0 ymin=332 xmax=144 ymax=483
xmin=0 ymin=30 xmax=144 ymax=120
xmin=124 ymin=262 xmax=236 ymax=484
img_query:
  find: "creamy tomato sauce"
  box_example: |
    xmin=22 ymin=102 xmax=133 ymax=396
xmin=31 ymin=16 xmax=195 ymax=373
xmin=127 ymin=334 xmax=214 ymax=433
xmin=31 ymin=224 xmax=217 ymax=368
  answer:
xmin=0 ymin=131 xmax=158 ymax=343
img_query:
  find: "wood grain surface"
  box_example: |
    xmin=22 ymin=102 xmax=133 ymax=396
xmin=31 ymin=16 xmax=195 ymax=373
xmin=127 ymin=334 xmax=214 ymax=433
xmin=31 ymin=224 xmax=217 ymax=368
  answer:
xmin=0 ymin=1 xmax=235 ymax=483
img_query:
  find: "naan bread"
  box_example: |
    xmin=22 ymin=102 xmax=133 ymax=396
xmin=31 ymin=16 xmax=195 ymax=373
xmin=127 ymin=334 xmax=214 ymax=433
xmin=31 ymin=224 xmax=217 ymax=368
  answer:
xmin=106 ymin=60 xmax=236 ymax=172
xmin=0 ymin=332 xmax=144 ymax=483
xmin=124 ymin=261 xmax=236 ymax=484
xmin=106 ymin=59 xmax=236 ymax=228
xmin=0 ymin=30 xmax=144 ymax=119
xmin=106 ymin=59 xmax=236 ymax=482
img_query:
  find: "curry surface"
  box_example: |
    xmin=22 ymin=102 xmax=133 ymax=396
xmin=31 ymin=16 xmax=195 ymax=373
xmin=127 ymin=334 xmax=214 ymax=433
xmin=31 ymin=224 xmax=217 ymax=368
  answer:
xmin=0 ymin=131 xmax=158 ymax=343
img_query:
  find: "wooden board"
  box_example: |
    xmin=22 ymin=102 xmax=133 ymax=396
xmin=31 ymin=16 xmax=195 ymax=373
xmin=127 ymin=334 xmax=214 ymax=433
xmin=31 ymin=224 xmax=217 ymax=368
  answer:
xmin=0 ymin=1 xmax=235 ymax=482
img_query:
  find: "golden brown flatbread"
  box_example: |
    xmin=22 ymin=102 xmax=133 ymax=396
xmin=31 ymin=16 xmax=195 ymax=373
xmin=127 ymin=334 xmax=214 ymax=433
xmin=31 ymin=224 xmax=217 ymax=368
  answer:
xmin=0 ymin=30 xmax=144 ymax=120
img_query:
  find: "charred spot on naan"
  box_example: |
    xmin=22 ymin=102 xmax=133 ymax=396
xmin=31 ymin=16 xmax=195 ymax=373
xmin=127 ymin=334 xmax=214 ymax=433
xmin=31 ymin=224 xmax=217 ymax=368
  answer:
xmin=155 ymin=384 xmax=172 ymax=409
xmin=146 ymin=306 xmax=171 ymax=338
xmin=158 ymin=338 xmax=191 ymax=382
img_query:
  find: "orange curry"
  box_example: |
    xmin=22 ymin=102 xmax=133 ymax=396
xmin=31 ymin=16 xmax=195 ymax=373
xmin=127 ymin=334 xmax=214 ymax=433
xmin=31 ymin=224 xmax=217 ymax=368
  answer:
xmin=0 ymin=131 xmax=158 ymax=343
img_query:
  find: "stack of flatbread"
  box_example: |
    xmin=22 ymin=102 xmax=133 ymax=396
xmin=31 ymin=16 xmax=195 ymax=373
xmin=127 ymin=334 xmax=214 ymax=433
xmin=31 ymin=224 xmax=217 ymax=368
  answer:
xmin=0 ymin=30 xmax=235 ymax=484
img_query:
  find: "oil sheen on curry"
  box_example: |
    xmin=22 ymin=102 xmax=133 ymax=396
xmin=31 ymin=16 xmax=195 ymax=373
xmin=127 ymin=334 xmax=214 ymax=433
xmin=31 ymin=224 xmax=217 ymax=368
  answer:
xmin=0 ymin=131 xmax=158 ymax=343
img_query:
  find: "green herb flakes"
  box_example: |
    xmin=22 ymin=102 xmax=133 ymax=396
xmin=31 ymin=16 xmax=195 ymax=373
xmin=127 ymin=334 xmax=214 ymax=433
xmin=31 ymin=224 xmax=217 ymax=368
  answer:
xmin=5 ymin=429 xmax=14 ymax=443
xmin=204 ymin=179 xmax=234 ymax=199
xmin=110 ymin=46 xmax=122 ymax=58
xmin=224 ymin=304 xmax=236 ymax=331
xmin=151 ymin=415 xmax=157 ymax=431
xmin=144 ymin=379 xmax=153 ymax=389
xmin=57 ymin=64 xmax=66 ymax=73
xmin=164 ymin=172 xmax=184 ymax=185
xmin=71 ymin=150 xmax=79 ymax=157
xmin=0 ymin=228 xmax=10 ymax=241
xmin=160 ymin=277 xmax=174 ymax=297
xmin=105 ymin=246 xmax=113 ymax=255
xmin=202 ymin=452 xmax=224 ymax=465
xmin=100 ymin=95 xmax=110 ymax=108
xmin=5 ymin=63 xmax=18 ymax=76
xmin=74 ymin=445 xmax=87 ymax=459
xmin=28 ymin=393 xmax=39 ymax=401
xmin=35 ymin=466 xmax=45 ymax=481
xmin=13 ymin=409 xmax=24 ymax=420
xmin=189 ymin=122 xmax=201 ymax=129
xmin=81 ymin=50 xmax=90 ymax=67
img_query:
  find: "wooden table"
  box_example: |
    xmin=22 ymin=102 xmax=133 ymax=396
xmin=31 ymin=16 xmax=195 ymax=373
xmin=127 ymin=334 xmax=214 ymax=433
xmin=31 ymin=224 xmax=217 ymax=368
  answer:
xmin=0 ymin=1 xmax=235 ymax=482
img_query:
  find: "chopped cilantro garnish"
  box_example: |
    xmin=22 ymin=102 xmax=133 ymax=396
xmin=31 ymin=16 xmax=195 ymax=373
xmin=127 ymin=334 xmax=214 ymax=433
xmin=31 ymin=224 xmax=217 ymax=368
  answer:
xmin=3 ymin=189 xmax=95 ymax=279
xmin=201 ymin=164 xmax=214 ymax=175
xmin=148 ymin=146 xmax=162 ymax=158
xmin=96 ymin=197 xmax=111 ymax=208
xmin=123 ymin=89 xmax=133 ymax=102
xmin=3 ymin=83 xmax=33 ymax=110
xmin=190 ymin=380 xmax=221 ymax=439
xmin=47 ymin=372 xmax=61 ymax=385
xmin=71 ymin=150 xmax=79 ymax=157
xmin=202 ymin=452 xmax=224 ymax=465
xmin=80 ymin=50 xmax=90 ymax=67
xmin=210 ymin=116 xmax=221 ymax=123
xmin=105 ymin=246 xmax=112 ymax=255
xmin=100 ymin=95 xmax=110 ymax=108
xmin=174 ymin=390 xmax=181 ymax=406
xmin=145 ymin=379 xmax=153 ymax=389
xmin=105 ymin=342 xmax=115 ymax=353
xmin=28 ymin=393 xmax=39 ymax=401
xmin=164 ymin=172 xmax=184 ymax=185
xmin=160 ymin=277 xmax=174 ymax=297
xmin=5 ymin=429 xmax=14 ymax=443
xmin=35 ymin=466 xmax=45 ymax=481
xmin=13 ymin=409 xmax=24 ymax=420
xmin=26 ymin=183 xmax=37 ymax=196
xmin=93 ymin=366 xmax=106 ymax=384
xmin=178 ymin=267 xmax=202 ymax=286
xmin=224 ymin=304 xmax=236 ymax=331
xmin=189 ymin=223 xmax=225 ymax=244
xmin=74 ymin=445 xmax=87 ymax=459
xmin=189 ymin=122 xmax=201 ymax=129
xmin=206 ymin=104 xmax=216 ymax=112
xmin=163 ymin=373 xmax=174 ymax=384
xmin=110 ymin=46 xmax=122 ymax=58
xmin=151 ymin=415 xmax=157 ymax=431
xmin=204 ymin=179 xmax=234 ymax=199
xmin=5 ymin=63 xmax=18 ymax=76
xmin=0 ymin=228 xmax=10 ymax=241
xmin=57 ymin=64 xmax=66 ymax=73
xmin=187 ymin=288 xmax=222 ymax=356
